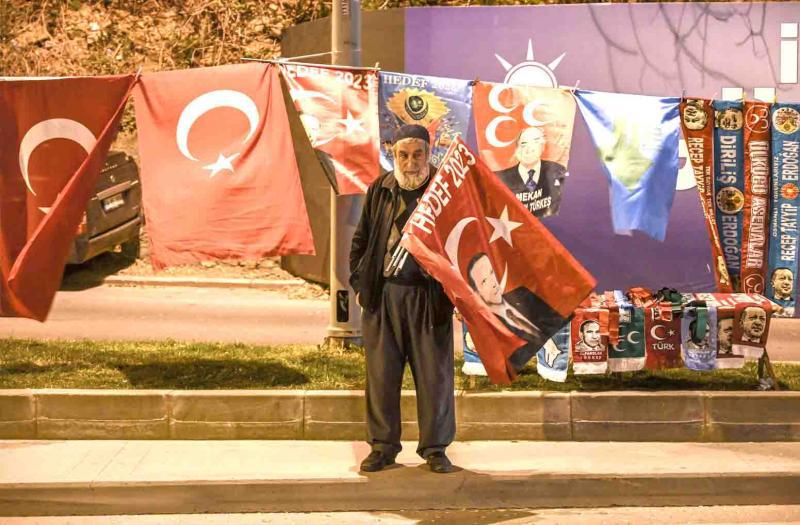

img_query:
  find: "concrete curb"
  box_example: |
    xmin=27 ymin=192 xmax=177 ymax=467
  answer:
xmin=2 ymin=389 xmax=799 ymax=441
xmin=103 ymin=275 xmax=306 ymax=290
xmin=3 ymin=472 xmax=799 ymax=516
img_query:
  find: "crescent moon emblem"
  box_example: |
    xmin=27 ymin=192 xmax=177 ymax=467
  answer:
xmin=19 ymin=118 xmax=96 ymax=196
xmin=649 ymin=325 xmax=667 ymax=341
xmin=626 ymin=330 xmax=641 ymax=345
xmin=444 ymin=217 xmax=477 ymax=269
xmin=486 ymin=116 xmax=516 ymax=148
xmin=498 ymin=262 xmax=508 ymax=294
xmin=176 ymin=90 xmax=260 ymax=162
xmin=289 ymin=89 xmax=336 ymax=106
xmin=488 ymin=84 xmax=516 ymax=114
xmin=522 ymin=101 xmax=552 ymax=127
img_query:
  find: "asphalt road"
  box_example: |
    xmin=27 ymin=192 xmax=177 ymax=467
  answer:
xmin=0 ymin=285 xmax=329 ymax=346
xmin=0 ymin=284 xmax=798 ymax=361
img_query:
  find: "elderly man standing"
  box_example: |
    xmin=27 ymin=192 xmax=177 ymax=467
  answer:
xmin=349 ymin=124 xmax=455 ymax=474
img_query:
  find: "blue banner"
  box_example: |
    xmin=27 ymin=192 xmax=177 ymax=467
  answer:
xmin=575 ymin=90 xmax=680 ymax=241
xmin=536 ymin=325 xmax=570 ymax=383
xmin=378 ymin=71 xmax=472 ymax=170
xmin=767 ymin=104 xmax=800 ymax=318
xmin=681 ymin=305 xmax=717 ymax=370
xmin=712 ymin=100 xmax=745 ymax=291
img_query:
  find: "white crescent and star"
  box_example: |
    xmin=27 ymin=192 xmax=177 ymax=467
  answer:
xmin=485 ymin=205 xmax=522 ymax=246
xmin=649 ymin=325 xmax=667 ymax=341
xmin=175 ymin=90 xmax=260 ymax=178
xmin=18 ymin=118 xmax=97 ymax=214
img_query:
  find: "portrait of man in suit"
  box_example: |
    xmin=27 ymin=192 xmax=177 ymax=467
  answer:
xmin=493 ymin=126 xmax=566 ymax=217
xmin=574 ymin=319 xmax=603 ymax=352
xmin=739 ymin=306 xmax=767 ymax=344
xmin=465 ymin=252 xmax=567 ymax=370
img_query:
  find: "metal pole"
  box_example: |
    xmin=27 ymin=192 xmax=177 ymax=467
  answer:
xmin=327 ymin=0 xmax=364 ymax=347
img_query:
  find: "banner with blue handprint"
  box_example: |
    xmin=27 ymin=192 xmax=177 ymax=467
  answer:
xmin=379 ymin=71 xmax=472 ymax=170
xmin=575 ymin=90 xmax=681 ymax=241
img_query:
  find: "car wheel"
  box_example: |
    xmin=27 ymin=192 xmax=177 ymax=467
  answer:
xmin=120 ymin=235 xmax=141 ymax=260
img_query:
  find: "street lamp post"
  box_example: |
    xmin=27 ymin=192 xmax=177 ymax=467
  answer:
xmin=327 ymin=0 xmax=364 ymax=348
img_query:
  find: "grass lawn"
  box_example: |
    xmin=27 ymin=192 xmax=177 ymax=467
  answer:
xmin=0 ymin=338 xmax=797 ymax=391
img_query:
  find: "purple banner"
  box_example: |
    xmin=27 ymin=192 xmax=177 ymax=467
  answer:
xmin=405 ymin=3 xmax=800 ymax=292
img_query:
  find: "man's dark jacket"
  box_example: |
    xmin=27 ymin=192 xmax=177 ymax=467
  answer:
xmin=349 ymin=169 xmax=453 ymax=326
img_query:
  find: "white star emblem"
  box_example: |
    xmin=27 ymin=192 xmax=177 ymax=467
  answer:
xmin=485 ymin=205 xmax=522 ymax=246
xmin=668 ymin=329 xmax=676 ymax=337
xmin=202 ymin=152 xmax=240 ymax=178
xmin=338 ymin=110 xmax=365 ymax=135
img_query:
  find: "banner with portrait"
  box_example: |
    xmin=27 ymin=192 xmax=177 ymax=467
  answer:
xmin=401 ymin=137 xmax=595 ymax=384
xmin=712 ymin=100 xmax=746 ymax=290
xmin=766 ymin=104 xmax=800 ymax=318
xmin=379 ymin=72 xmax=472 ymax=170
xmin=680 ymin=99 xmax=733 ymax=292
xmin=741 ymin=101 xmax=771 ymax=294
xmin=570 ymin=307 xmax=609 ymax=375
xmin=472 ymin=81 xmax=576 ymax=218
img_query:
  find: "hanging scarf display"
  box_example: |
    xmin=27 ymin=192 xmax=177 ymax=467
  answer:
xmin=644 ymin=302 xmax=683 ymax=369
xmin=608 ymin=290 xmax=646 ymax=372
xmin=680 ymin=99 xmax=733 ymax=292
xmin=766 ymin=104 xmax=800 ymax=318
xmin=681 ymin=304 xmax=717 ymax=371
xmin=536 ymin=325 xmax=570 ymax=383
xmin=712 ymin=100 xmax=746 ymax=291
xmin=732 ymin=297 xmax=773 ymax=359
xmin=741 ymin=101 xmax=772 ymax=294
xmin=571 ymin=306 xmax=609 ymax=375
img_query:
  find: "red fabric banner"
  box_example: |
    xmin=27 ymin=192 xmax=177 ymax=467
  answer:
xmin=731 ymin=296 xmax=772 ymax=359
xmin=679 ymin=99 xmax=733 ymax=293
xmin=571 ymin=308 xmax=609 ymax=375
xmin=643 ymin=304 xmax=683 ymax=369
xmin=401 ymin=137 xmax=595 ymax=384
xmin=741 ymin=101 xmax=771 ymax=294
xmin=133 ymin=63 xmax=314 ymax=270
xmin=0 ymin=74 xmax=136 ymax=321
xmin=280 ymin=63 xmax=380 ymax=195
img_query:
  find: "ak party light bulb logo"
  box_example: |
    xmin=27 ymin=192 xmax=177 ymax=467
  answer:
xmin=495 ymin=39 xmax=565 ymax=88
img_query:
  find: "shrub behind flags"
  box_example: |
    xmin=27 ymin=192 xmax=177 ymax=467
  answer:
xmin=133 ymin=63 xmax=314 ymax=270
xmin=0 ymin=74 xmax=136 ymax=321
xmin=280 ymin=63 xmax=379 ymax=195
xmin=575 ymin=90 xmax=680 ymax=242
xmin=401 ymin=137 xmax=595 ymax=384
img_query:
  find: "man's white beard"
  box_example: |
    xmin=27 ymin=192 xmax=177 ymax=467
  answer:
xmin=394 ymin=164 xmax=429 ymax=190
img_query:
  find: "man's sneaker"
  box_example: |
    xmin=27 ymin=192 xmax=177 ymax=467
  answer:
xmin=425 ymin=451 xmax=455 ymax=474
xmin=359 ymin=450 xmax=396 ymax=472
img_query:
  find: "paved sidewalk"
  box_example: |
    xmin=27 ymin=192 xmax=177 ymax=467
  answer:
xmin=1 ymin=440 xmax=799 ymax=516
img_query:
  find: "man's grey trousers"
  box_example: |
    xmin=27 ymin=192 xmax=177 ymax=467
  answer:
xmin=362 ymin=281 xmax=455 ymax=458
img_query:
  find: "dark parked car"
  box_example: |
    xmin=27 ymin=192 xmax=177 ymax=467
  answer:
xmin=66 ymin=151 xmax=142 ymax=264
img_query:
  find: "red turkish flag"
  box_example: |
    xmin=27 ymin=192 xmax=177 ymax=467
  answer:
xmin=280 ymin=63 xmax=379 ymax=194
xmin=472 ymin=81 xmax=576 ymax=171
xmin=401 ymin=138 xmax=596 ymax=384
xmin=133 ymin=63 xmax=314 ymax=270
xmin=0 ymin=74 xmax=136 ymax=321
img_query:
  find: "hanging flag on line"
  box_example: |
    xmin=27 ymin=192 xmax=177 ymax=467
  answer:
xmin=379 ymin=71 xmax=472 ymax=170
xmin=280 ymin=62 xmax=380 ymax=195
xmin=575 ymin=90 xmax=680 ymax=241
xmin=133 ymin=63 xmax=314 ymax=270
xmin=0 ymin=74 xmax=136 ymax=321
